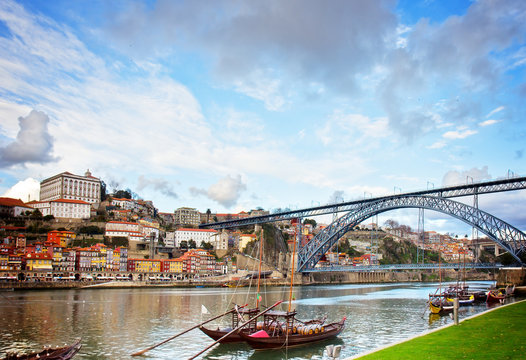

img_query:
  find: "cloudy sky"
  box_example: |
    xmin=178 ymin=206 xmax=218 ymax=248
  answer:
xmin=0 ymin=0 xmax=525 ymax=236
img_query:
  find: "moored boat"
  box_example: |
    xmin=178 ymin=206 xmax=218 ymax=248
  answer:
xmin=1 ymin=338 xmax=81 ymax=360
xmin=446 ymin=294 xmax=475 ymax=306
xmin=199 ymin=307 xmax=260 ymax=343
xmin=239 ymin=310 xmax=346 ymax=350
xmin=486 ymin=289 xmax=506 ymax=304
xmin=429 ymin=298 xmax=454 ymax=315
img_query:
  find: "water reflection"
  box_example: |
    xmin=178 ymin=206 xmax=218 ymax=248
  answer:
xmin=0 ymin=281 xmax=506 ymax=359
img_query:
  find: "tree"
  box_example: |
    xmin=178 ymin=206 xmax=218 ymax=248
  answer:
xmin=30 ymin=209 xmax=43 ymax=220
xmin=384 ymin=219 xmax=399 ymax=229
xmin=180 ymin=240 xmax=188 ymax=250
xmin=206 ymin=209 xmax=211 ymax=223
xmin=399 ymin=225 xmax=412 ymax=234
xmin=100 ymin=180 xmax=108 ymax=201
xmin=114 ymin=190 xmax=132 ymax=199
xmin=202 ymin=241 xmax=214 ymax=251
xmin=43 ymin=215 xmax=55 ymax=221
xmin=303 ymin=218 xmax=317 ymax=228
xmin=188 ymin=239 xmax=197 ymax=249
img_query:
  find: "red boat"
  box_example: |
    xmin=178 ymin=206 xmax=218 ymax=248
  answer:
xmin=238 ymin=310 xmax=346 ymax=350
xmin=1 ymin=338 xmax=81 ymax=360
xmin=486 ymin=289 xmax=506 ymax=304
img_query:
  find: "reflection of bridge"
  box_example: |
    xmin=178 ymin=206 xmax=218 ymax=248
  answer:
xmin=200 ymin=177 xmax=526 ymax=271
xmin=308 ymin=262 xmax=502 ymax=272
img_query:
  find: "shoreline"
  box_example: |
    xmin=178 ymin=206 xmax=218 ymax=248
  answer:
xmin=0 ymin=276 xmax=502 ymax=291
xmin=346 ymin=299 xmax=526 ymax=359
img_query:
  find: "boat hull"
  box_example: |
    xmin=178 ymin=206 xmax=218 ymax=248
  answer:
xmin=239 ymin=319 xmax=345 ymax=350
xmin=198 ymin=326 xmax=246 ymax=343
xmin=486 ymin=290 xmax=505 ymax=304
xmin=1 ymin=338 xmax=81 ymax=360
xmin=429 ymin=301 xmax=454 ymax=315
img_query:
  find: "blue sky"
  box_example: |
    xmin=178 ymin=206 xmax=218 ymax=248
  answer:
xmin=0 ymin=0 xmax=525 ymax=236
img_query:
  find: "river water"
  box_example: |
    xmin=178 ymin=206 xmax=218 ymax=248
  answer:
xmin=0 ymin=281 xmax=508 ymax=359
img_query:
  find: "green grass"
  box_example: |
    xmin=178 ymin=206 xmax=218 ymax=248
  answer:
xmin=355 ymin=300 xmax=526 ymax=360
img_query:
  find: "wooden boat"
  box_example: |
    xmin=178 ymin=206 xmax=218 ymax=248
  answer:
xmin=239 ymin=310 xmax=346 ymax=350
xmin=429 ymin=298 xmax=454 ymax=315
xmin=1 ymin=338 xmax=81 ymax=360
xmin=446 ymin=294 xmax=475 ymax=306
xmin=199 ymin=307 xmax=260 ymax=343
xmin=486 ymin=289 xmax=506 ymax=304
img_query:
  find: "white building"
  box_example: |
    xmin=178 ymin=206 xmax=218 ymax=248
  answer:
xmin=111 ymin=198 xmax=134 ymax=210
xmin=0 ymin=197 xmax=33 ymax=217
xmin=210 ymin=231 xmax=229 ymax=250
xmin=172 ymin=228 xmax=218 ymax=248
xmin=104 ymin=221 xmax=144 ymax=242
xmin=174 ymin=207 xmax=201 ymax=227
xmin=27 ymin=199 xmax=91 ymax=219
xmin=40 ymin=170 xmax=101 ymax=206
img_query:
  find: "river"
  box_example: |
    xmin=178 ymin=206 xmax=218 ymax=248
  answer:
xmin=0 ymin=281 xmax=508 ymax=359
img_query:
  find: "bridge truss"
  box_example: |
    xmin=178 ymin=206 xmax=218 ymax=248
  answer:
xmin=297 ymin=195 xmax=526 ymax=271
xmin=200 ymin=177 xmax=526 ymax=229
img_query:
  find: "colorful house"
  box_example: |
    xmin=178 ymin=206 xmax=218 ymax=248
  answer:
xmin=47 ymin=230 xmax=76 ymax=247
xmin=26 ymin=253 xmax=53 ymax=271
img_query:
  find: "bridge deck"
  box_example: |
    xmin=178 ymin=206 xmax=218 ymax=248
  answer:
xmin=304 ymin=262 xmax=502 ymax=272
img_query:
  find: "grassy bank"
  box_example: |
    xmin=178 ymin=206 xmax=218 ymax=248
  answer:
xmin=354 ymin=300 xmax=526 ymax=360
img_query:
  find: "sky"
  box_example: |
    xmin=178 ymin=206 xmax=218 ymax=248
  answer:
xmin=0 ymin=0 xmax=525 ymax=237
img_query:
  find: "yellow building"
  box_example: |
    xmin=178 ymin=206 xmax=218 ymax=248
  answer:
xmin=161 ymin=259 xmax=183 ymax=273
xmin=129 ymin=259 xmax=161 ymax=272
xmin=238 ymin=234 xmax=257 ymax=252
xmin=26 ymin=253 xmax=53 ymax=271
xmin=0 ymin=253 xmax=8 ymax=270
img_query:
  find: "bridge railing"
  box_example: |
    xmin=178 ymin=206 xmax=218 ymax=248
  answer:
xmin=304 ymin=262 xmax=502 ymax=272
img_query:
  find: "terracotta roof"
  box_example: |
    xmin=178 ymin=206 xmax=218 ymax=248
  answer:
xmin=0 ymin=197 xmax=32 ymax=208
xmin=51 ymin=198 xmax=90 ymax=205
xmin=176 ymin=228 xmax=217 ymax=233
xmin=26 ymin=253 xmax=52 ymax=260
xmin=107 ymin=221 xmax=139 ymax=225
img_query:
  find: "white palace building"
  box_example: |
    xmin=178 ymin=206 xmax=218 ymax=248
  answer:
xmin=27 ymin=170 xmax=101 ymax=219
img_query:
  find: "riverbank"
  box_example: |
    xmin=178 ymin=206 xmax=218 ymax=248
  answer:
xmin=349 ymin=299 xmax=526 ymax=359
xmin=0 ymin=268 xmax=499 ymax=290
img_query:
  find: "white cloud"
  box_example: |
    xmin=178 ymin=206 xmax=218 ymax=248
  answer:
xmin=479 ymin=119 xmax=501 ymax=127
xmin=441 ymin=166 xmax=492 ymax=187
xmin=2 ymin=177 xmax=40 ymax=201
xmin=0 ymin=110 xmax=58 ymax=167
xmin=427 ymin=141 xmax=446 ymax=149
xmin=190 ymin=174 xmax=247 ymax=208
xmin=317 ymin=111 xmax=390 ymax=147
xmin=232 ymin=69 xmax=288 ymax=111
xmin=485 ymin=106 xmax=505 ymax=118
xmin=442 ymin=129 xmax=478 ymax=139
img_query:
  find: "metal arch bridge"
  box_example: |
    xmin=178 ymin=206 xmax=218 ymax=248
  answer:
xmin=297 ymin=195 xmax=526 ymax=271
xmin=200 ymin=176 xmax=526 ymax=229
xmin=198 ymin=176 xmax=526 ymax=271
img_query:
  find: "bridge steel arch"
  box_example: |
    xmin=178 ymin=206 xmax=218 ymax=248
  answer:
xmin=297 ymin=195 xmax=526 ymax=272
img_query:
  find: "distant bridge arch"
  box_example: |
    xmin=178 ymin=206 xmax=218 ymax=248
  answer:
xmin=297 ymin=195 xmax=526 ymax=271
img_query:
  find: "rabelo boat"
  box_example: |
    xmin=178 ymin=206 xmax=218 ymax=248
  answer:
xmin=1 ymin=338 xmax=81 ymax=360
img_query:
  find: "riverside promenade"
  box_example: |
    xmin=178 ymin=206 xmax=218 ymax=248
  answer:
xmin=348 ymin=299 xmax=526 ymax=359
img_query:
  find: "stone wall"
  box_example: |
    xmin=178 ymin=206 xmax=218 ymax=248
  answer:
xmin=496 ymin=267 xmax=526 ymax=286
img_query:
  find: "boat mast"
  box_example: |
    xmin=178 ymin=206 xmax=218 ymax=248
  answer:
xmin=288 ymin=218 xmax=299 ymax=312
xmin=256 ymin=229 xmax=264 ymax=308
